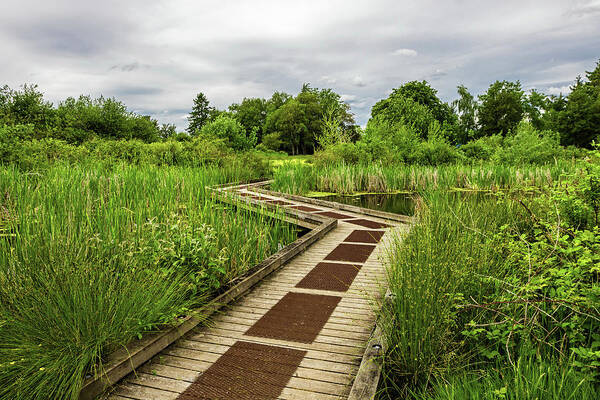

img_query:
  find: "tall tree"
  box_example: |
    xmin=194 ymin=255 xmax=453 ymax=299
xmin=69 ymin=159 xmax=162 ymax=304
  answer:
xmin=452 ymin=85 xmax=478 ymax=143
xmin=317 ymin=88 xmax=356 ymax=140
xmin=187 ymin=92 xmax=213 ymax=135
xmin=477 ymin=80 xmax=525 ymax=136
xmin=524 ymin=89 xmax=550 ymax=131
xmin=558 ymin=60 xmax=600 ymax=147
xmin=200 ymin=114 xmax=256 ymax=150
xmin=263 ymin=99 xmax=307 ymax=155
xmin=371 ymin=91 xmax=436 ymax=138
xmin=371 ymin=80 xmax=454 ymax=139
xmin=393 ymin=80 xmax=455 ymax=124
xmin=266 ymin=91 xmax=292 ymax=114
xmin=229 ymin=97 xmax=267 ymax=142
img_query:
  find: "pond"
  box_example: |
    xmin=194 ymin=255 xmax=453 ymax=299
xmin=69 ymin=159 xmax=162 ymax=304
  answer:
xmin=320 ymin=193 xmax=417 ymax=216
xmin=320 ymin=191 xmax=503 ymax=216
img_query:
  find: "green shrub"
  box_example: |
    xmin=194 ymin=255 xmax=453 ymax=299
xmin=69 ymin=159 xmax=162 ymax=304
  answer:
xmin=493 ymin=122 xmax=564 ymax=165
xmin=200 ymin=115 xmax=256 ymax=150
xmin=460 ymin=135 xmax=503 ymax=161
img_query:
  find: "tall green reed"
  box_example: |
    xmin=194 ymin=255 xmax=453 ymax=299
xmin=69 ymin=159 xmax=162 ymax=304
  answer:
xmin=271 ymin=161 xmax=576 ymax=195
xmin=0 ymin=162 xmax=295 ymax=399
xmin=378 ymin=192 xmax=517 ymax=397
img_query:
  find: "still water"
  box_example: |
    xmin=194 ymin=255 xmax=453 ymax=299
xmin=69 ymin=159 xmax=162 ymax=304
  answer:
xmin=320 ymin=193 xmax=416 ymax=216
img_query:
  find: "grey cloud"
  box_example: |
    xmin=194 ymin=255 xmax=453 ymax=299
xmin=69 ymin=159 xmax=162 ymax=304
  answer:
xmin=110 ymin=62 xmax=149 ymax=72
xmin=109 ymin=86 xmax=164 ymax=96
xmin=1 ymin=0 xmax=598 ymax=130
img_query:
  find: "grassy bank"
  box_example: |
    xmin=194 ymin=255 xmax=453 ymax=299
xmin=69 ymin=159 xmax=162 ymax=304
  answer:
xmin=271 ymin=161 xmax=577 ymax=195
xmin=378 ymin=167 xmax=600 ymax=399
xmin=0 ymin=163 xmax=296 ymax=399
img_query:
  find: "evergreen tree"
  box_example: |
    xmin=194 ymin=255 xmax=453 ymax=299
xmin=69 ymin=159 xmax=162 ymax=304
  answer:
xmin=187 ymin=92 xmax=213 ymax=135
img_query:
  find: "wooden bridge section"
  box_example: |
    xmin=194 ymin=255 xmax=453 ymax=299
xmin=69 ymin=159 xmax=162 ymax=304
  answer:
xmin=105 ymin=185 xmax=408 ymax=400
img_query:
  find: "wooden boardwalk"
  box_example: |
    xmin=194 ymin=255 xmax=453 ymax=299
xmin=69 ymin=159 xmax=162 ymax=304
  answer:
xmin=105 ymin=186 xmax=407 ymax=400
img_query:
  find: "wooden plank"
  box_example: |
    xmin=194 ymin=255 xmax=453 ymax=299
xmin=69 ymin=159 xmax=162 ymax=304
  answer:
xmin=221 ymin=310 xmax=374 ymax=334
xmin=176 ymin=335 xmax=363 ymax=363
xmin=164 ymin=347 xmax=359 ymax=375
xmin=212 ymin=315 xmax=372 ymax=340
xmin=147 ymin=354 xmax=356 ymax=385
xmin=138 ymin=362 xmax=349 ymax=397
xmin=108 ymin=383 xmax=179 ymax=400
xmin=229 ymin=304 xmax=376 ymax=323
xmin=190 ymin=325 xmax=367 ymax=349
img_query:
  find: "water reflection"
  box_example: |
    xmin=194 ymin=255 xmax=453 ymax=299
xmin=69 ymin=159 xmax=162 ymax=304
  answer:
xmin=321 ymin=193 xmax=416 ymax=216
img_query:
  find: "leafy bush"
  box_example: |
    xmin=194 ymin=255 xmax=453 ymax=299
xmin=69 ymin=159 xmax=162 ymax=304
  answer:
xmin=380 ymin=152 xmax=600 ymax=398
xmin=409 ymin=126 xmax=464 ymax=165
xmin=493 ymin=122 xmax=564 ymax=165
xmin=459 ymin=135 xmax=503 ymax=161
xmin=371 ymin=83 xmax=446 ymax=138
xmin=200 ymin=115 xmax=256 ymax=150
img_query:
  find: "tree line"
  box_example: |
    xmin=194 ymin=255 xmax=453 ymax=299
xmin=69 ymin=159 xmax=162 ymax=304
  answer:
xmin=1 ymin=59 xmax=598 ymax=154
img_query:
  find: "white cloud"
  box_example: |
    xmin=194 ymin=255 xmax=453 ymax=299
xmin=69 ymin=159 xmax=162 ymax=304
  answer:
xmin=392 ymin=48 xmax=418 ymax=57
xmin=547 ymin=85 xmax=572 ymax=95
xmin=320 ymin=75 xmax=337 ymax=85
xmin=352 ymin=76 xmax=367 ymax=87
xmin=340 ymin=94 xmax=357 ymax=102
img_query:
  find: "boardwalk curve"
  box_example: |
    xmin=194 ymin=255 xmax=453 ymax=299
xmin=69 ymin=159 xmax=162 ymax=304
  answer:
xmin=104 ymin=183 xmax=409 ymax=400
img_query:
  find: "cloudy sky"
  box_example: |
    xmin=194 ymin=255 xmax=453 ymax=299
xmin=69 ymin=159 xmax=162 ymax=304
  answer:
xmin=1 ymin=0 xmax=599 ymax=129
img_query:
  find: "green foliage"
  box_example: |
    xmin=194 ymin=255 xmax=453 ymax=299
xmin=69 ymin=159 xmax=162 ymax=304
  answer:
xmin=558 ymin=64 xmax=600 ymax=148
xmin=459 ymin=135 xmax=503 ymax=161
xmin=264 ymin=98 xmax=308 ymax=155
xmin=229 ymin=97 xmax=268 ymax=142
xmin=200 ymin=114 xmax=256 ymax=151
xmin=370 ymin=81 xmax=457 ymax=146
xmin=414 ymin=356 xmax=598 ymax=400
xmin=452 ymin=85 xmax=478 ymax=143
xmin=492 ymin=122 xmax=564 ymax=165
xmin=0 ymin=84 xmax=55 ymax=130
xmin=0 ymin=163 xmax=296 ymax=399
xmin=261 ymin=131 xmax=284 ymax=151
xmin=316 ymin=104 xmax=350 ymax=149
xmin=379 ymin=151 xmax=600 ymax=398
xmin=371 ymin=91 xmax=437 ymax=139
xmin=56 ymin=95 xmax=160 ymax=143
xmin=478 ymin=80 xmax=525 ymax=137
xmin=187 ymin=92 xmax=214 ymax=135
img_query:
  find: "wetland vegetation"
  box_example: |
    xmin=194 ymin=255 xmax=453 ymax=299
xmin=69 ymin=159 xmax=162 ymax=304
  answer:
xmin=1 ymin=59 xmax=599 ymax=399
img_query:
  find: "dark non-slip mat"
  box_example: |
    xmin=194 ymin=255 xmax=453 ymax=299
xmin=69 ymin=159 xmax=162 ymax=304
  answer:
xmin=347 ymin=218 xmax=391 ymax=229
xmin=244 ymin=292 xmax=341 ymax=343
xmin=316 ymin=211 xmax=354 ymax=219
xmin=266 ymin=200 xmax=293 ymax=205
xmin=295 ymin=262 xmax=362 ymax=292
xmin=325 ymin=243 xmax=376 ymax=263
xmin=344 ymin=230 xmax=385 ymax=244
xmin=251 ymin=196 xmax=272 ymax=201
xmin=289 ymin=205 xmax=321 ymax=212
xmin=177 ymin=340 xmax=306 ymax=400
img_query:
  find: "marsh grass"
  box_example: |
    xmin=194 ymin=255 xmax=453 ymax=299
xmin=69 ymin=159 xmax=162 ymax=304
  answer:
xmin=413 ymin=356 xmax=598 ymax=400
xmin=271 ymin=162 xmax=576 ymax=195
xmin=378 ymin=190 xmax=599 ymax=399
xmin=0 ymin=162 xmax=295 ymax=399
xmin=378 ymin=192 xmax=515 ymax=397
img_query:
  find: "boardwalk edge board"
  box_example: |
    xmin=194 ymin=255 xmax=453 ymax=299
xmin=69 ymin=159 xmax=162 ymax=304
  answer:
xmin=347 ymin=292 xmax=393 ymax=400
xmin=249 ymin=180 xmax=414 ymax=224
xmin=78 ymin=182 xmax=337 ymax=400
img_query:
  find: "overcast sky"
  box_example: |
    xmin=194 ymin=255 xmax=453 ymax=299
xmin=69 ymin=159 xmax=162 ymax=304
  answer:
xmin=1 ymin=0 xmax=599 ymax=129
